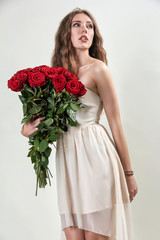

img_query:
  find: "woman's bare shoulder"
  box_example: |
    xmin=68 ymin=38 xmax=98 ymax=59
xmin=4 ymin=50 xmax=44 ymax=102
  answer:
xmin=91 ymin=59 xmax=108 ymax=73
xmin=90 ymin=59 xmax=110 ymax=84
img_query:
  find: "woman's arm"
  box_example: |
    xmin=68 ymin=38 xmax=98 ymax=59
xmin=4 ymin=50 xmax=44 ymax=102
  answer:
xmin=94 ymin=62 xmax=132 ymax=171
xmin=93 ymin=62 xmax=138 ymax=201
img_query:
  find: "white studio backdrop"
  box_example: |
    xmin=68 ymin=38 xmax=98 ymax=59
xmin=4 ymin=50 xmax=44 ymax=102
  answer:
xmin=0 ymin=0 xmax=160 ymax=239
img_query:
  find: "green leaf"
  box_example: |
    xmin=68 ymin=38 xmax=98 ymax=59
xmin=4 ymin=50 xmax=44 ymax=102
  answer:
xmin=19 ymin=95 xmax=26 ymax=104
xmin=46 ymin=126 xmax=56 ymax=131
xmin=33 ymin=87 xmax=37 ymax=95
xmin=50 ymin=128 xmax=57 ymax=135
xmin=30 ymin=100 xmax=37 ymax=105
xmin=34 ymin=162 xmax=38 ymax=170
xmin=63 ymin=103 xmax=69 ymax=109
xmin=48 ymin=104 xmax=55 ymax=110
xmin=56 ymin=97 xmax=61 ymax=103
xmin=58 ymin=126 xmax=67 ymax=133
xmin=41 ymin=128 xmax=49 ymax=133
xmin=38 ymin=122 xmax=45 ymax=132
xmin=42 ymin=157 xmax=49 ymax=168
xmin=43 ymin=118 xmax=53 ymax=126
xmin=23 ymin=85 xmax=35 ymax=94
xmin=42 ymin=155 xmax=46 ymax=162
xmin=46 ymin=109 xmax=54 ymax=118
xmin=34 ymin=136 xmax=39 ymax=150
xmin=79 ymin=103 xmax=88 ymax=108
xmin=21 ymin=89 xmax=32 ymax=98
xmin=35 ymin=166 xmax=40 ymax=175
xmin=45 ymin=147 xmax=52 ymax=158
xmin=39 ymin=139 xmax=48 ymax=153
xmin=66 ymin=108 xmax=76 ymax=121
xmin=61 ymin=117 xmax=66 ymax=125
xmin=21 ymin=114 xmax=33 ymax=124
xmin=41 ymin=100 xmax=47 ymax=106
xmin=47 ymin=97 xmax=54 ymax=104
xmin=68 ymin=117 xmax=77 ymax=126
xmin=27 ymin=148 xmax=34 ymax=157
xmin=48 ymin=134 xmax=60 ymax=141
xmin=36 ymin=91 xmax=41 ymax=98
xmin=66 ymin=118 xmax=68 ymax=124
xmin=70 ymin=103 xmax=79 ymax=111
xmin=64 ymin=90 xmax=69 ymax=96
xmin=31 ymin=155 xmax=36 ymax=163
xmin=39 ymin=177 xmax=42 ymax=188
xmin=23 ymin=103 xmax=27 ymax=116
xmin=29 ymin=105 xmax=42 ymax=114
xmin=57 ymin=106 xmax=66 ymax=114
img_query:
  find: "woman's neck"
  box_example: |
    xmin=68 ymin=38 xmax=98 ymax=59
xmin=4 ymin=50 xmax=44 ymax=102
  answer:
xmin=75 ymin=50 xmax=91 ymax=69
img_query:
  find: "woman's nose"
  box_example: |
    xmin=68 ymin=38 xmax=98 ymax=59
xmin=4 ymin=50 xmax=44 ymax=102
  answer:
xmin=81 ymin=25 xmax=87 ymax=33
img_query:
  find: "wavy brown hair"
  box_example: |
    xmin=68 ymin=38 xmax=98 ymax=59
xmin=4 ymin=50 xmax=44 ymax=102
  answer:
xmin=51 ymin=8 xmax=108 ymax=75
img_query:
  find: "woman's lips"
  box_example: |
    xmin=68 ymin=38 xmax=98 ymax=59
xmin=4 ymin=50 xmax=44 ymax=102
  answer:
xmin=79 ymin=38 xmax=88 ymax=42
xmin=79 ymin=35 xmax=89 ymax=41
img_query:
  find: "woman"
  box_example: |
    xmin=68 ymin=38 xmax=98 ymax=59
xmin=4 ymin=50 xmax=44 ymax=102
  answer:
xmin=21 ymin=8 xmax=138 ymax=240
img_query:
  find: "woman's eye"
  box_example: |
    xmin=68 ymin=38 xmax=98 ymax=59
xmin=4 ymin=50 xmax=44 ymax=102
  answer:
xmin=73 ymin=23 xmax=80 ymax=27
xmin=72 ymin=23 xmax=93 ymax=29
xmin=87 ymin=24 xmax=93 ymax=29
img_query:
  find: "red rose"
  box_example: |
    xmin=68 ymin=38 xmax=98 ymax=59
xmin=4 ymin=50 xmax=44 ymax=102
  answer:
xmin=65 ymin=79 xmax=81 ymax=95
xmin=32 ymin=66 xmax=41 ymax=73
xmin=23 ymin=68 xmax=32 ymax=72
xmin=8 ymin=76 xmax=24 ymax=92
xmin=52 ymin=74 xmax=66 ymax=92
xmin=14 ymin=70 xmax=28 ymax=84
xmin=17 ymin=68 xmax=32 ymax=73
xmin=64 ymin=71 xmax=78 ymax=81
xmin=28 ymin=72 xmax=46 ymax=87
xmin=75 ymin=81 xmax=87 ymax=97
xmin=31 ymin=66 xmax=49 ymax=73
xmin=44 ymin=67 xmax=58 ymax=79
xmin=56 ymin=67 xmax=67 ymax=75
xmin=39 ymin=65 xmax=49 ymax=73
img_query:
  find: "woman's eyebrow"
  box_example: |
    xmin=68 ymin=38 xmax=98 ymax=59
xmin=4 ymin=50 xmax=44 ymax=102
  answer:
xmin=72 ymin=20 xmax=93 ymax=23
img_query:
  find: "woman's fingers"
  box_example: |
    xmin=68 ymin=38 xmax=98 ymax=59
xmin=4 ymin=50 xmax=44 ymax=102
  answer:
xmin=33 ymin=117 xmax=45 ymax=127
xmin=129 ymin=188 xmax=138 ymax=202
xmin=130 ymin=193 xmax=134 ymax=201
xmin=32 ymin=127 xmax=39 ymax=133
xmin=129 ymin=190 xmax=135 ymax=202
xmin=130 ymin=197 xmax=133 ymax=202
xmin=33 ymin=112 xmax=42 ymax=119
xmin=27 ymin=128 xmax=38 ymax=138
xmin=30 ymin=112 xmax=43 ymax=122
xmin=40 ymin=117 xmax=45 ymax=121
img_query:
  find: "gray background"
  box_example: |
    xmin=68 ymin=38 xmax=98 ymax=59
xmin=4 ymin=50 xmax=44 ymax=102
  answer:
xmin=0 ymin=0 xmax=160 ymax=239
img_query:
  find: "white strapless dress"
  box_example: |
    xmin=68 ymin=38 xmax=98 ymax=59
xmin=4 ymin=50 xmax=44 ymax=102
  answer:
xmin=55 ymin=87 xmax=134 ymax=240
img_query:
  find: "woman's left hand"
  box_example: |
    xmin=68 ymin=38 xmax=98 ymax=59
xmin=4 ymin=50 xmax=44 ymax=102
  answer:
xmin=125 ymin=175 xmax=138 ymax=202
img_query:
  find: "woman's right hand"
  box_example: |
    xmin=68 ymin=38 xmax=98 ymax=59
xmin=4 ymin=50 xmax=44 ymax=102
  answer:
xmin=21 ymin=115 xmax=45 ymax=138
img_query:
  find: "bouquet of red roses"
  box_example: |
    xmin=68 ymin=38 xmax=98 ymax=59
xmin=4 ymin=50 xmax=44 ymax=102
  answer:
xmin=8 ymin=65 xmax=87 ymax=195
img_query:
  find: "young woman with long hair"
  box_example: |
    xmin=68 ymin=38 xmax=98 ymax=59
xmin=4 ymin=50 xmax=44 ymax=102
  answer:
xmin=21 ymin=8 xmax=138 ymax=240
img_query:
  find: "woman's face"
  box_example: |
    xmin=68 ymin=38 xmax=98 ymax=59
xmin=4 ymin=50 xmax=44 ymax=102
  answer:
xmin=70 ymin=13 xmax=94 ymax=50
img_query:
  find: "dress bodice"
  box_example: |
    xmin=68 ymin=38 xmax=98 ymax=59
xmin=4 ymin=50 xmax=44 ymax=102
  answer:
xmin=75 ymin=87 xmax=103 ymax=126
